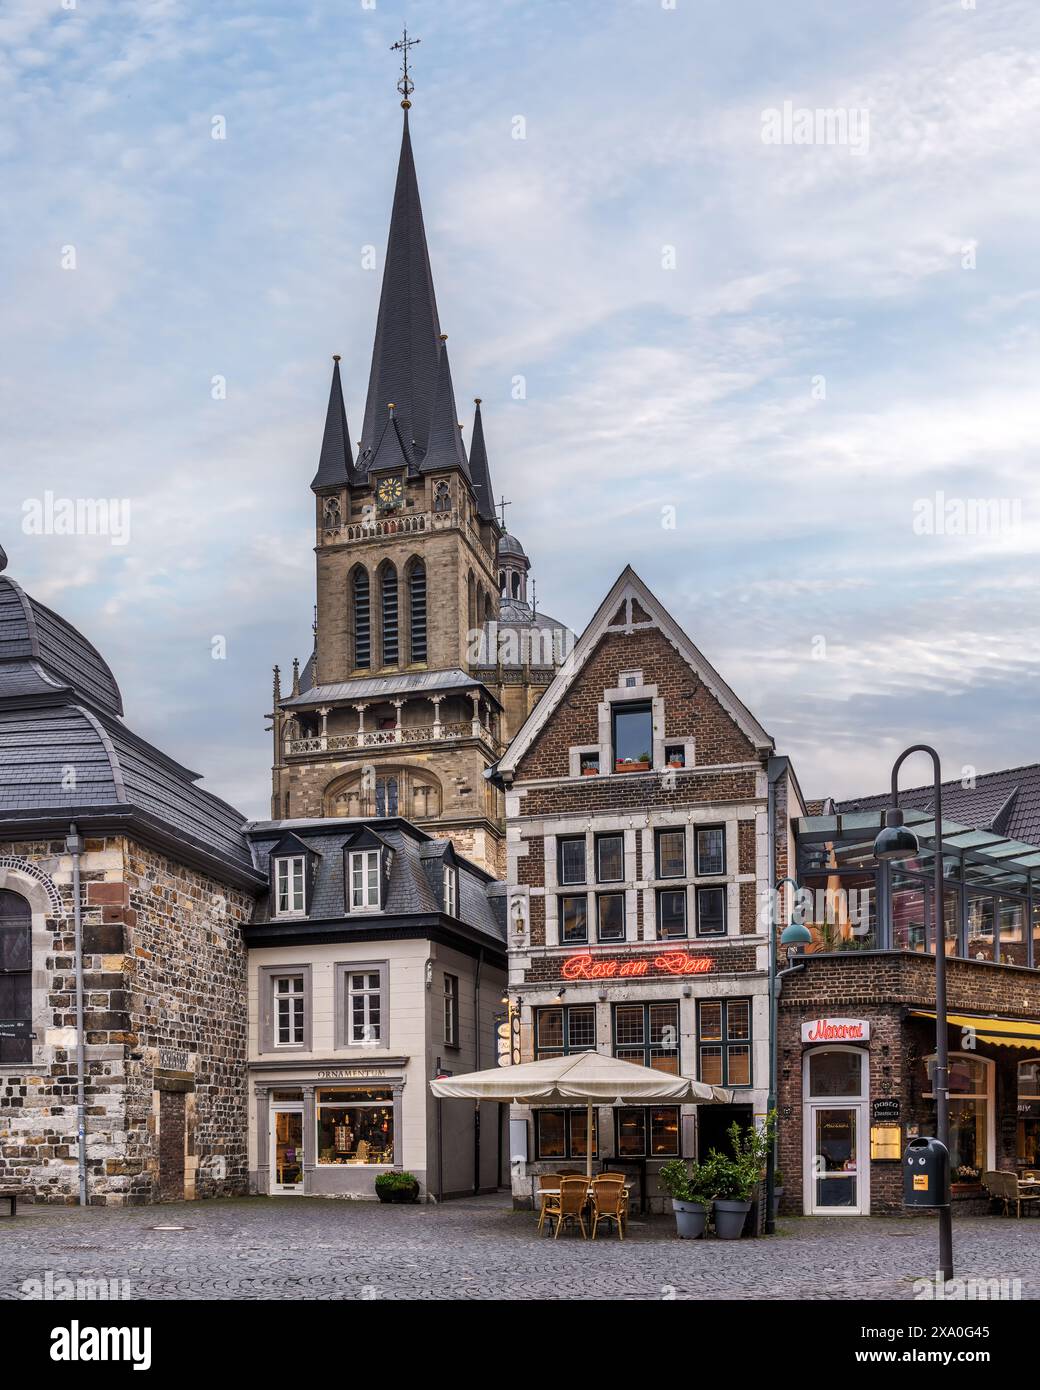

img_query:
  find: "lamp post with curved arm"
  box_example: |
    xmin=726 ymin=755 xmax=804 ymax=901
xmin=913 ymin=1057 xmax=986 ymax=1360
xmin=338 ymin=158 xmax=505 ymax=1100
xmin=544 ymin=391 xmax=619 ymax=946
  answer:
xmin=873 ymin=744 xmax=953 ymax=1282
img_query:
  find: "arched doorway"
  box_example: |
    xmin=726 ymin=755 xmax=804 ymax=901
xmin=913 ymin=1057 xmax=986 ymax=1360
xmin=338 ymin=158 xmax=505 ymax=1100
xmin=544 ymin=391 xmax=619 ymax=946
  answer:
xmin=802 ymin=1046 xmax=869 ymax=1214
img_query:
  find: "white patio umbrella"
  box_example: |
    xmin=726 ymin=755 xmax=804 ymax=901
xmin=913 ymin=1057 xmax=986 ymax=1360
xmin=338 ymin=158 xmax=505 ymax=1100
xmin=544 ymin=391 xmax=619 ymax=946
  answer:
xmin=430 ymin=1052 xmax=733 ymax=1179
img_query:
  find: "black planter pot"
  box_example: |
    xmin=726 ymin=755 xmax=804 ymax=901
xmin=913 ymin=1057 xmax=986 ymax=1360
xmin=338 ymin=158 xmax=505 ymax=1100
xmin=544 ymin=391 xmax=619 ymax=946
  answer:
xmin=376 ymin=1183 xmax=419 ymax=1204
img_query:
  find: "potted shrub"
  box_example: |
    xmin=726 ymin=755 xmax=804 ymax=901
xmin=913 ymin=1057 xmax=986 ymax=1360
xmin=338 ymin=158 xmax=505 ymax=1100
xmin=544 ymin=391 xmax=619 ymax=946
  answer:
xmin=707 ymin=1114 xmax=775 ymax=1240
xmin=658 ymin=1157 xmax=714 ymax=1239
xmin=374 ymin=1171 xmax=420 ymax=1205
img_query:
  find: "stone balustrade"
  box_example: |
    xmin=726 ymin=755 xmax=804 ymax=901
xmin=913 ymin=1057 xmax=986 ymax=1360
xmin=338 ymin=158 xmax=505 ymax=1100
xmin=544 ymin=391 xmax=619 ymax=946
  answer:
xmin=286 ymin=720 xmax=493 ymax=756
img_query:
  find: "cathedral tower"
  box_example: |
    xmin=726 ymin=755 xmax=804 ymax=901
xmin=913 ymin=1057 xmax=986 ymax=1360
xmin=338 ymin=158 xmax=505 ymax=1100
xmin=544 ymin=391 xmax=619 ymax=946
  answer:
xmin=270 ymin=91 xmax=568 ymax=875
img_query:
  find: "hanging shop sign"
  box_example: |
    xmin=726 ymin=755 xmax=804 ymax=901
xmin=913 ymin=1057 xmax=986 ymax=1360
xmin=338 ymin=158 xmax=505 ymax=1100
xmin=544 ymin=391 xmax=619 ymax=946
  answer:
xmin=561 ymin=951 xmax=714 ymax=981
xmin=801 ymin=1017 xmax=871 ymax=1043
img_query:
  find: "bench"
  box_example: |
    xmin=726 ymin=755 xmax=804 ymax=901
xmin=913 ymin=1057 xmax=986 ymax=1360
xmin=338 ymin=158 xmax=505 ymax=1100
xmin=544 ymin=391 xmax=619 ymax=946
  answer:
xmin=0 ymin=1189 xmax=20 ymax=1217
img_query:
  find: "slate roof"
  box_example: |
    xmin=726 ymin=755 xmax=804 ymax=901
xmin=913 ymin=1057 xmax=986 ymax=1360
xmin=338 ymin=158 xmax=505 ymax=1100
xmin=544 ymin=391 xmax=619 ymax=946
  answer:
xmin=356 ymin=111 xmax=469 ymax=482
xmin=838 ymin=764 xmax=1040 ymax=849
xmin=0 ymin=569 xmax=258 ymax=883
xmin=467 ymin=399 xmax=497 ymax=524
xmin=280 ymin=667 xmax=497 ymax=709
xmin=498 ymin=532 xmax=527 ymax=561
xmin=0 ymin=575 xmax=122 ymax=716
xmin=245 ymin=817 xmax=505 ymax=949
xmin=311 ymin=356 xmax=355 ymax=492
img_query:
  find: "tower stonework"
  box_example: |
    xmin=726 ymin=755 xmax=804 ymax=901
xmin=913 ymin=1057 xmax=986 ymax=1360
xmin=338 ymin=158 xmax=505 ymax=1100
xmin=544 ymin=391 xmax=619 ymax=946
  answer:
xmin=269 ymin=107 xmax=570 ymax=877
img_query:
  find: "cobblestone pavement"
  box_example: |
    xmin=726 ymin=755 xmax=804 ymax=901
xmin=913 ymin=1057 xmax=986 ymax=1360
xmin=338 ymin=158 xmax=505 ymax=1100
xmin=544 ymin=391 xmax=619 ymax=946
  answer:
xmin=1 ymin=1196 xmax=1037 ymax=1300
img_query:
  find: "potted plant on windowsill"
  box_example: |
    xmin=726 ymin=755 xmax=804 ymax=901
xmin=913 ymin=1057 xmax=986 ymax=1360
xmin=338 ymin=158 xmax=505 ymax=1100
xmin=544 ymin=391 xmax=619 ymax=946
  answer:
xmin=658 ymin=1157 xmax=716 ymax=1239
xmin=615 ymin=754 xmax=651 ymax=774
xmin=374 ymin=1171 xmax=420 ymax=1204
xmin=952 ymin=1164 xmax=981 ymax=1192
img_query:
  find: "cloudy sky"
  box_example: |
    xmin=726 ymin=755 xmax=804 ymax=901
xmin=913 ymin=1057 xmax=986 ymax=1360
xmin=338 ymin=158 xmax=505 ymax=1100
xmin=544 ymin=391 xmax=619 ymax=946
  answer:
xmin=2 ymin=0 xmax=1038 ymax=817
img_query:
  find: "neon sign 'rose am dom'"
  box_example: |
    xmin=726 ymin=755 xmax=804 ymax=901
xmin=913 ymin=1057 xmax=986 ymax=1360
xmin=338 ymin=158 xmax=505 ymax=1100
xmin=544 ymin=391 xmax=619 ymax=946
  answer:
xmin=561 ymin=952 xmax=713 ymax=981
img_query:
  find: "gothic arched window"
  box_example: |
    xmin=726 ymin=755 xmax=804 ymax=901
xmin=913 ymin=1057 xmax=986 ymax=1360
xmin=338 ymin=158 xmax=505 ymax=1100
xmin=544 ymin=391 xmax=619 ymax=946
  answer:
xmin=376 ymin=776 xmax=399 ymax=816
xmin=0 ymin=889 xmax=32 ymax=1065
xmin=511 ymin=572 xmax=520 ymax=599
xmin=352 ymin=568 xmax=371 ymax=669
xmin=408 ymin=560 xmax=427 ymax=664
xmin=433 ymin=480 xmax=451 ymax=513
xmin=381 ymin=564 xmax=399 ymax=666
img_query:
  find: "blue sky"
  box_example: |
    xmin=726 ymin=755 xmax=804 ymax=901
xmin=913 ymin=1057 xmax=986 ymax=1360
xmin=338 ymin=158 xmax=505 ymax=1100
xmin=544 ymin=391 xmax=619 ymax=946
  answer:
xmin=2 ymin=0 xmax=1038 ymax=817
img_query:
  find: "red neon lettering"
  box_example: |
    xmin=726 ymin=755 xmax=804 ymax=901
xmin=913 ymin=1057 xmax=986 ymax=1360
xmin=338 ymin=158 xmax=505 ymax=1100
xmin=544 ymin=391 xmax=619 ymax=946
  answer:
xmin=653 ymin=951 xmax=713 ymax=976
xmin=561 ymin=952 xmax=714 ymax=980
xmin=806 ymin=1019 xmax=863 ymax=1042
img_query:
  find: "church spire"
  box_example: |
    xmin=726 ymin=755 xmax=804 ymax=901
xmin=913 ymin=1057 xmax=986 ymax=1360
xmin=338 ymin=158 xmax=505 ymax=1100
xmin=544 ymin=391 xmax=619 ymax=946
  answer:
xmin=421 ymin=336 xmax=469 ymax=474
xmin=358 ymin=108 xmax=443 ymax=474
xmin=311 ymin=356 xmax=354 ymax=492
xmin=467 ymin=397 xmax=497 ymax=522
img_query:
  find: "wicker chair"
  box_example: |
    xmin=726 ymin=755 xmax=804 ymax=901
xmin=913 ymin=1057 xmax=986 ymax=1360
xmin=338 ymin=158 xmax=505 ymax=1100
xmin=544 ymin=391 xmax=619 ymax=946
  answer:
xmin=986 ymin=1170 xmax=1040 ymax=1217
xmin=536 ymin=1173 xmax=560 ymax=1235
xmin=544 ymin=1174 xmax=589 ymax=1240
xmin=590 ymin=1174 xmax=627 ymax=1241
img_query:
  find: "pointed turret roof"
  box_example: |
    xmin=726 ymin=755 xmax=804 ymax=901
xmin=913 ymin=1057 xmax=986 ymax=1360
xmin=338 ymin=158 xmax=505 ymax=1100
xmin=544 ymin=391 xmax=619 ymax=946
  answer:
xmin=358 ymin=110 xmax=445 ymax=474
xmin=311 ymin=356 xmax=354 ymax=491
xmin=421 ymin=338 xmax=469 ymax=474
xmin=467 ymin=398 xmax=496 ymax=521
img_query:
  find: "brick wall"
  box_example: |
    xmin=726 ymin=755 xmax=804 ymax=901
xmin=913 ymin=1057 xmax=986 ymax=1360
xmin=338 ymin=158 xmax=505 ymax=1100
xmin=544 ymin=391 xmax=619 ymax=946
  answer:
xmin=516 ymin=628 xmax=757 ymax=782
xmin=776 ymin=952 xmax=1040 ymax=1215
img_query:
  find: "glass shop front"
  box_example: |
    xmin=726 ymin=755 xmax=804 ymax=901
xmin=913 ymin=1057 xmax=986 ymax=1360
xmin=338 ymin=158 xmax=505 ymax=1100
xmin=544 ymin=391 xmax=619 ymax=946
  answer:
xmin=264 ymin=1083 xmax=400 ymax=1196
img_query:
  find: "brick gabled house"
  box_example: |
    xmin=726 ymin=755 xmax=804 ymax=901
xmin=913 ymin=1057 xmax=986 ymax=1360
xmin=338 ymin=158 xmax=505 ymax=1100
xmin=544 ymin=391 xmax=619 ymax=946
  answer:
xmin=493 ymin=566 xmax=806 ymax=1206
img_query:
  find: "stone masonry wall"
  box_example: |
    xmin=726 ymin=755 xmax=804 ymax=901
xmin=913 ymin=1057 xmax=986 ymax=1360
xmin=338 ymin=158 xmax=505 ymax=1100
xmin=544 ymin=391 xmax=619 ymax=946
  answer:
xmin=0 ymin=834 xmax=253 ymax=1205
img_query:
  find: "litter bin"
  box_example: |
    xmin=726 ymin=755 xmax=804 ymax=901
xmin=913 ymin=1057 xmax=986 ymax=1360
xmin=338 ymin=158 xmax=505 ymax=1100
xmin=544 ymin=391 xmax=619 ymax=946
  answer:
xmin=903 ymin=1136 xmax=950 ymax=1208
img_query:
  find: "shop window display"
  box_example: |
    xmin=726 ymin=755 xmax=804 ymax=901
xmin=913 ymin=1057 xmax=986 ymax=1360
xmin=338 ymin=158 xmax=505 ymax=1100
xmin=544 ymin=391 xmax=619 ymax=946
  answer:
xmin=317 ymin=1087 xmax=394 ymax=1165
xmin=924 ymin=1053 xmax=991 ymax=1180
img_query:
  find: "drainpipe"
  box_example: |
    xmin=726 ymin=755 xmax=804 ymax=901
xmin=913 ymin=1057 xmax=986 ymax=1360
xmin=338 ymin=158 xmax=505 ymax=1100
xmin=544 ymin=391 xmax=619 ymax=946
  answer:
xmin=67 ymin=823 xmax=87 ymax=1208
xmin=765 ymin=760 xmax=784 ymax=1235
xmin=473 ymin=948 xmax=484 ymax=1194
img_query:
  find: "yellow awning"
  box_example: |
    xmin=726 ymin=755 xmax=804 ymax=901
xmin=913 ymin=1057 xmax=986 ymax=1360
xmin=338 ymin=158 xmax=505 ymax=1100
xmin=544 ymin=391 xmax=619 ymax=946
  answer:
xmin=909 ymin=1009 xmax=1040 ymax=1049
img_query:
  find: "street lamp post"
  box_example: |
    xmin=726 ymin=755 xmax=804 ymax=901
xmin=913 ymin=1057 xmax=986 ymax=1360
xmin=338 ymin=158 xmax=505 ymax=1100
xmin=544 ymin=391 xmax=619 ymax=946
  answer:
xmin=766 ymin=876 xmax=812 ymax=1235
xmin=873 ymin=743 xmax=953 ymax=1282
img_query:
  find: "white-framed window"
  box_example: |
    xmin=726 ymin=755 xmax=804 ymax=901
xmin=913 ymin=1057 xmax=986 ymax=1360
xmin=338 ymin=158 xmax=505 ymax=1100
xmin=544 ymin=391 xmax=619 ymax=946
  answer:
xmin=443 ymin=973 xmax=459 ymax=1046
xmin=275 ymin=855 xmax=306 ymax=916
xmin=348 ymin=970 xmax=383 ymax=1045
xmin=274 ymin=974 xmax=305 ymax=1047
xmin=443 ymin=866 xmax=458 ymax=916
xmin=349 ymin=850 xmax=381 ymax=911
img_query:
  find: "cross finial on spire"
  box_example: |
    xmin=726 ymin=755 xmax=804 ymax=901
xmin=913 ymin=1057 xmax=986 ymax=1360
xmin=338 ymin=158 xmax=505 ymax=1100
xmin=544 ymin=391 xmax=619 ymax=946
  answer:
xmin=391 ymin=27 xmax=420 ymax=108
xmin=497 ymin=494 xmax=511 ymax=528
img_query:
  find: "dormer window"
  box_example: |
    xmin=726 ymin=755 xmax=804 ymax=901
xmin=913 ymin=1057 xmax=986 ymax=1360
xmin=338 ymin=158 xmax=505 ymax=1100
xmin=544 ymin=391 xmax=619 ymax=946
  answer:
xmin=275 ymin=855 xmax=307 ymax=916
xmin=443 ymin=865 xmax=458 ymax=917
xmin=349 ymin=850 xmax=381 ymax=911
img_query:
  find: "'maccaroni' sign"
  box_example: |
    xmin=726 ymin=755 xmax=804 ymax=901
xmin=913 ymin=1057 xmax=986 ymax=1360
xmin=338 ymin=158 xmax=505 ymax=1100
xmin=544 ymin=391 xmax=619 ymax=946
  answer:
xmin=561 ymin=952 xmax=714 ymax=981
xmin=801 ymin=1017 xmax=871 ymax=1043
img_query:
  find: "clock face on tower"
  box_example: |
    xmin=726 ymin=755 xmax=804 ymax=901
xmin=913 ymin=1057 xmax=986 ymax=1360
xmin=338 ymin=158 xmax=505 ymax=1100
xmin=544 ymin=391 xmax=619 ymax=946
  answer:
xmin=376 ymin=475 xmax=404 ymax=511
